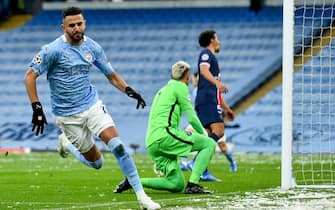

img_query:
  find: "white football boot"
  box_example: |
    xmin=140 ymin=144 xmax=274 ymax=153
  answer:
xmin=138 ymin=195 xmax=161 ymax=210
xmin=57 ymin=133 xmax=70 ymax=158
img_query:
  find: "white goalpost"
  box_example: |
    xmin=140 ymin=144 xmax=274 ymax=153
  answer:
xmin=282 ymin=0 xmax=294 ymax=190
xmin=282 ymin=0 xmax=335 ymax=189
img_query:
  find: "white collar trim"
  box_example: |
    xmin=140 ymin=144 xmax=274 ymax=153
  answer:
xmin=61 ymin=34 xmax=87 ymax=42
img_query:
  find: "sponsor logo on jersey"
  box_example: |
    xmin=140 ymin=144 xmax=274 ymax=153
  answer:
xmin=64 ymin=64 xmax=90 ymax=76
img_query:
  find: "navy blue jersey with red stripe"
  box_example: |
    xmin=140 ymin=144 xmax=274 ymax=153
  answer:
xmin=195 ymin=48 xmax=222 ymax=106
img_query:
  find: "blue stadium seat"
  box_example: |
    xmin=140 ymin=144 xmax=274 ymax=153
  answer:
xmin=0 ymin=7 xmax=283 ymax=121
xmin=5 ymin=6 xmax=334 ymax=152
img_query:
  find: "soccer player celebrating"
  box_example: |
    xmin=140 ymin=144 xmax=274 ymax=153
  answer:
xmin=114 ymin=61 xmax=216 ymax=194
xmin=24 ymin=6 xmax=160 ymax=210
xmin=194 ymin=30 xmax=237 ymax=172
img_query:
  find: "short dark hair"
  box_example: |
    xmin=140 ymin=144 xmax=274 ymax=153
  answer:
xmin=198 ymin=30 xmax=216 ymax=47
xmin=62 ymin=7 xmax=83 ymax=20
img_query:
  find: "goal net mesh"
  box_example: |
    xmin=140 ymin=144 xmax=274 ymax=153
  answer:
xmin=292 ymin=0 xmax=335 ymax=186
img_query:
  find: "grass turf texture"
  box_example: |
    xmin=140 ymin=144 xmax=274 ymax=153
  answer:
xmin=0 ymin=152 xmax=281 ymax=209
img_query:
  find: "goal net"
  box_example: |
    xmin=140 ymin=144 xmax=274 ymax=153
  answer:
xmin=282 ymin=0 xmax=335 ymax=188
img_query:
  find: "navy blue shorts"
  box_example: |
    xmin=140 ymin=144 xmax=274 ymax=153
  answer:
xmin=195 ymin=104 xmax=224 ymax=129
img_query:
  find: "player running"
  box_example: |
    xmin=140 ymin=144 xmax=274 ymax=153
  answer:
xmin=24 ymin=6 xmax=160 ymax=210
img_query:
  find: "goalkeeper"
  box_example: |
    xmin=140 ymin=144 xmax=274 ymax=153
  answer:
xmin=115 ymin=61 xmax=216 ymax=194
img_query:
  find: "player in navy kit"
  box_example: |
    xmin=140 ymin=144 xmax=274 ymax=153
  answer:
xmin=191 ymin=30 xmax=237 ymax=176
xmin=24 ymin=6 xmax=160 ymax=210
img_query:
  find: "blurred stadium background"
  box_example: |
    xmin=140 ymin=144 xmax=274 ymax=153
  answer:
xmin=0 ymin=0 xmax=333 ymax=155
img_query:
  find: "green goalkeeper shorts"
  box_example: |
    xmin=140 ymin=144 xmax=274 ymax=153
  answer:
xmin=147 ymin=128 xmax=214 ymax=177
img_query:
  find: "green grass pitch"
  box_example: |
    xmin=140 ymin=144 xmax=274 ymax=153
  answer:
xmin=0 ymin=152 xmax=282 ymax=209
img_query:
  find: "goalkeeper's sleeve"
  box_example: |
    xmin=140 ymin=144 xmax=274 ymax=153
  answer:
xmin=184 ymin=109 xmax=205 ymax=135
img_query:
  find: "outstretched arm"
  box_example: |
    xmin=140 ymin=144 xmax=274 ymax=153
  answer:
xmin=24 ymin=68 xmax=40 ymax=103
xmin=106 ymin=72 xmax=146 ymax=109
xmin=24 ymin=68 xmax=48 ymax=135
xmin=105 ymin=71 xmax=128 ymax=92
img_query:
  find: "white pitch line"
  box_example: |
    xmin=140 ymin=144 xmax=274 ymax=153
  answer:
xmin=1 ymin=201 xmax=138 ymax=210
xmin=0 ymin=194 xmax=218 ymax=210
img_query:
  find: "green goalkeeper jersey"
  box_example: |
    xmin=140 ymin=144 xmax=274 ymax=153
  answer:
xmin=146 ymin=79 xmax=204 ymax=147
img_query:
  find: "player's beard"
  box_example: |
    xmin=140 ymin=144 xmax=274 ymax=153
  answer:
xmin=70 ymin=31 xmax=84 ymax=43
xmin=215 ymin=48 xmax=220 ymax=53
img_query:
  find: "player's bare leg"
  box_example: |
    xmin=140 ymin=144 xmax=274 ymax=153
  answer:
xmin=57 ymin=133 xmax=103 ymax=169
xmin=209 ymin=123 xmax=237 ymax=172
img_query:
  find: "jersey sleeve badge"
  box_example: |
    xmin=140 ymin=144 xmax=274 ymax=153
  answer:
xmin=33 ymin=54 xmax=42 ymax=65
xmin=85 ymin=53 xmax=93 ymax=62
xmin=201 ymin=53 xmax=209 ymax=61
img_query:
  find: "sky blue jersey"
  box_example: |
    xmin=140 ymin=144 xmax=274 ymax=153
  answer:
xmin=29 ymin=35 xmax=115 ymax=116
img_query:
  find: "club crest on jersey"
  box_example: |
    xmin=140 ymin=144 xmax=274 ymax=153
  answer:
xmin=201 ymin=54 xmax=209 ymax=61
xmin=85 ymin=53 xmax=93 ymax=62
xmin=186 ymin=131 xmax=192 ymax=136
xmin=33 ymin=54 xmax=42 ymax=65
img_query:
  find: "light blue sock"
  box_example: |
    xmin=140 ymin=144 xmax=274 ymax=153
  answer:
xmin=181 ymin=157 xmax=188 ymax=163
xmin=90 ymin=156 xmax=104 ymax=169
xmin=107 ymin=137 xmax=143 ymax=192
xmin=66 ymin=143 xmax=103 ymax=169
xmin=225 ymin=152 xmax=235 ymax=164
